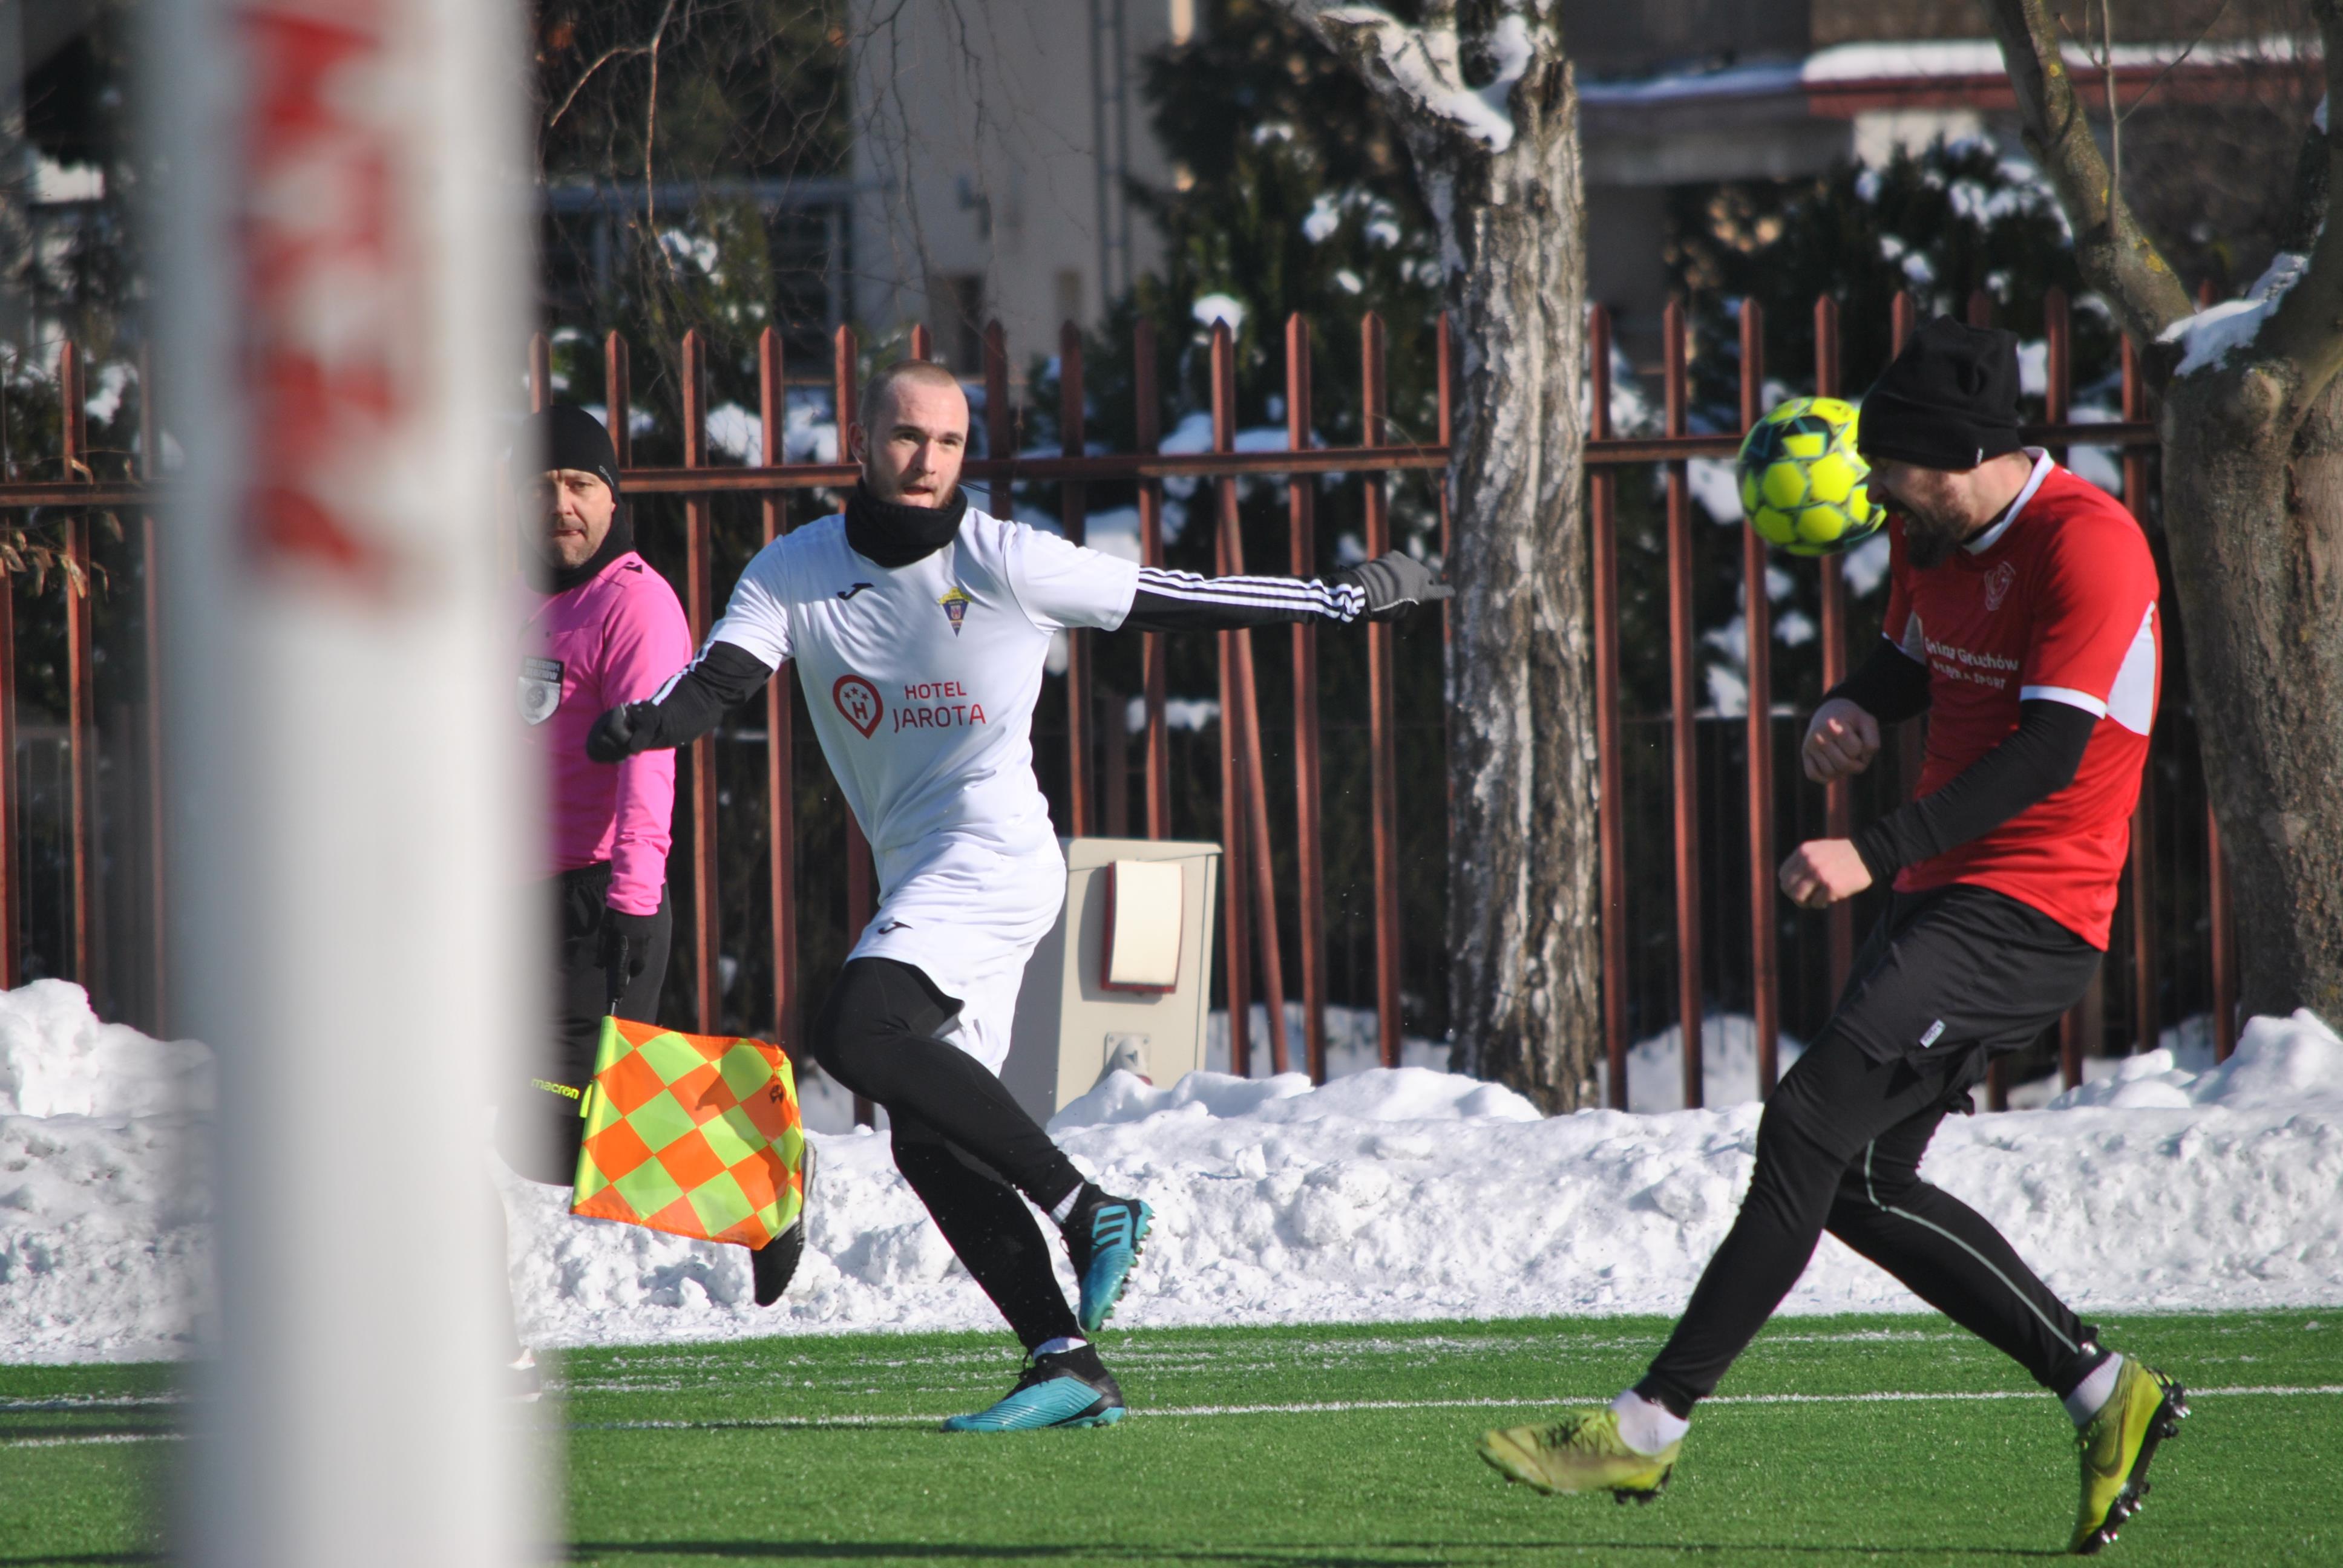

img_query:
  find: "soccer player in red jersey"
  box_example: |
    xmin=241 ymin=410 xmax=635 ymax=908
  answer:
xmin=1478 ymin=320 xmax=2186 ymax=1555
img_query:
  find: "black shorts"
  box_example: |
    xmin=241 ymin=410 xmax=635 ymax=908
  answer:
xmin=1831 ymin=883 xmax=2103 ymax=1073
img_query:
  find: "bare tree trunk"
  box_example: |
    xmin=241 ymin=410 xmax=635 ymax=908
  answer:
xmin=1988 ymin=0 xmax=2343 ymax=1028
xmin=1433 ymin=76 xmax=1594 ymax=1109
xmin=2161 ymin=368 xmax=2343 ymax=1021
xmin=1282 ymin=3 xmax=1597 ymax=1108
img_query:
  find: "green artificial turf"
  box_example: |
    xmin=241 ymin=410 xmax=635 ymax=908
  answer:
xmin=4 ymin=1312 xmax=2338 ymax=1565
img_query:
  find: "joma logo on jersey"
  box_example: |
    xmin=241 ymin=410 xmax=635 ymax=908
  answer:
xmin=833 ymin=673 xmax=883 ymax=737
xmin=937 ymin=585 xmax=972 ymax=635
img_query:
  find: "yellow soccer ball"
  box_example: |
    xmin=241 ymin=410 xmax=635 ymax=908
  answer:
xmin=1734 ymin=396 xmax=1881 ymax=557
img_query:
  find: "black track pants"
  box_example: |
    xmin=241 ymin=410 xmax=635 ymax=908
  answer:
xmin=813 ymin=957 xmax=1086 ymax=1348
xmin=501 ymin=863 xmax=672 ymax=1186
xmin=1636 ymin=888 xmax=2109 ymax=1416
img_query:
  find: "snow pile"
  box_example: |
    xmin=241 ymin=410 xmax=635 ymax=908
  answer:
xmin=493 ymin=1008 xmax=2343 ymax=1347
xmin=0 ymin=983 xmax=215 ymax=1362
xmin=5 ymin=988 xmax=2342 ymax=1361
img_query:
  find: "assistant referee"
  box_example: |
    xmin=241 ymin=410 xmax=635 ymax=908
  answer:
xmin=1478 ymin=319 xmax=2187 ymax=1557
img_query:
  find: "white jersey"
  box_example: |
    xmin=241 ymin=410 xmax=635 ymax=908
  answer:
xmin=700 ymin=505 xmax=1141 ymax=1069
xmin=706 ymin=505 xmax=1141 ymax=863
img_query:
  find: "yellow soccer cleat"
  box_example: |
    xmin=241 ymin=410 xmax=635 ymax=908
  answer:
xmin=1477 ymin=1410 xmax=1677 ymax=1503
xmin=2071 ymin=1361 xmax=2188 ymax=1555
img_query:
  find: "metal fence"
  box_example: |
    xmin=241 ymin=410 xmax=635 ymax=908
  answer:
xmin=0 ymin=292 xmax=2238 ymax=1111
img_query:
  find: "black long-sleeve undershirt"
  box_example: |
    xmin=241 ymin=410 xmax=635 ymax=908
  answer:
xmin=1829 ymin=638 xmax=2101 ymax=879
xmin=1118 ymin=567 xmax=1366 ymax=632
xmin=626 ymin=640 xmax=774 ymax=752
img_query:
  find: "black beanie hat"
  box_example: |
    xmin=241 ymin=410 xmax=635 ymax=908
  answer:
xmin=1856 ymin=317 xmax=2024 ymax=471
xmin=514 ymin=404 xmax=632 ymax=594
xmin=515 ymin=403 xmax=621 ymax=499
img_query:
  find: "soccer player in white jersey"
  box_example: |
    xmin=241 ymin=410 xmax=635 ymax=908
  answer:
xmin=587 ymin=359 xmax=1446 ymax=1430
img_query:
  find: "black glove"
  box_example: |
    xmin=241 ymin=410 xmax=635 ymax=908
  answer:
xmin=1332 ymin=549 xmax=1453 ymax=622
xmin=597 ymin=907 xmax=660 ymax=1010
xmin=585 ymin=701 xmax=659 ymax=763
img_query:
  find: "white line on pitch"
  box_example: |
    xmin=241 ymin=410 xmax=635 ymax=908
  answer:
xmin=569 ymin=1382 xmax=2343 ymax=1433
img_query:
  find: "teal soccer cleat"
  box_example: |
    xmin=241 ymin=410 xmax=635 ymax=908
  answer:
xmin=1065 ymin=1189 xmax=1152 ymax=1334
xmin=941 ymin=1346 xmax=1126 ymax=1432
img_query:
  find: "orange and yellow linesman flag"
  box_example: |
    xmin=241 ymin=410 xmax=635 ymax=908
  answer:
xmin=570 ymin=1017 xmax=807 ymax=1249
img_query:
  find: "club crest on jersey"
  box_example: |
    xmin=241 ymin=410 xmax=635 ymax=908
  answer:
xmin=937 ymin=585 xmax=972 ymax=635
xmin=1984 ymin=560 xmax=2017 ymax=612
xmin=519 ymin=656 xmax=563 ymax=725
xmin=833 ymin=673 xmax=884 ymax=737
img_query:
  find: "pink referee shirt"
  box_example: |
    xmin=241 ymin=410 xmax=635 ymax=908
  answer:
xmin=519 ymin=551 xmax=693 ymax=916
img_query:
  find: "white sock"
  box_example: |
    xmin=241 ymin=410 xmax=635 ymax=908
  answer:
xmin=1610 ymin=1390 xmax=1689 ymax=1455
xmin=2064 ymin=1353 xmax=2124 ymax=1428
xmin=1032 ymin=1336 xmax=1087 ymax=1359
xmin=1048 ymin=1184 xmax=1087 ymax=1226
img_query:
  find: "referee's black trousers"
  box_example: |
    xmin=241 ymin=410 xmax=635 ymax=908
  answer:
xmin=813 ymin=957 xmax=1089 ymax=1350
xmin=1637 ymin=890 xmax=2111 ymax=1417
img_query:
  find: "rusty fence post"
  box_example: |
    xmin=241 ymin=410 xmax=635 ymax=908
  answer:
xmin=1740 ymin=299 xmax=1779 ymax=1097
xmin=1589 ymin=307 xmax=1629 ymax=1108
xmin=0 ymin=374 xmax=13 ymax=991
xmin=1661 ymin=301 xmax=1703 ymax=1109
xmin=1287 ymin=314 xmax=1329 ymax=1083
xmin=61 ymin=340 xmax=99 ymax=1000
xmin=528 ymin=331 xmax=551 ymax=413
xmin=1208 ymin=324 xmax=1254 ymax=1076
xmin=605 ymin=332 xmax=631 ymax=463
xmin=1888 ymin=293 xmax=1927 ymax=808
xmin=1814 ymin=297 xmax=1853 ymax=1014
xmin=834 ymin=325 xmax=874 ymax=1124
xmin=139 ymin=345 xmax=166 ymax=1033
xmin=1133 ymin=321 xmax=1171 ymax=840
xmin=1211 ymin=341 xmax=1290 ymax=1076
xmin=2209 ymin=801 xmax=2236 ymax=1060
xmin=1060 ymin=324 xmax=1093 ymax=835
xmin=758 ymin=326 xmax=801 ymax=1059
xmin=680 ymin=330 xmax=720 ymax=1035
xmin=1360 ymin=312 xmax=1404 ymax=1070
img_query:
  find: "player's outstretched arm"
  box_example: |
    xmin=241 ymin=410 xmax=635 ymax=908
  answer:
xmin=1119 ymin=550 xmax=1450 ymax=633
xmin=586 ymin=641 xmax=775 ymax=762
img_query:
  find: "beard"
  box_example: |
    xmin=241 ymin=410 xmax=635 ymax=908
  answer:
xmin=1901 ymin=507 xmax=1973 ymax=570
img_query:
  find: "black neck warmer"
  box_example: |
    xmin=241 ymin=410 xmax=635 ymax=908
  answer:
xmin=528 ymin=503 xmax=635 ymax=595
xmin=845 ymin=484 xmax=967 ymax=567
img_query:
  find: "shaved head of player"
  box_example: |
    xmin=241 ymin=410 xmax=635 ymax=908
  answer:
xmin=853 ymin=361 xmax=968 ymax=508
xmin=1478 ymin=319 xmax=2184 ymax=1557
xmin=583 ymin=356 xmax=1449 ymax=1432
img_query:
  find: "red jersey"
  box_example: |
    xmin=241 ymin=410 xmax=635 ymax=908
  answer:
xmin=1881 ymin=456 xmax=2160 ymax=948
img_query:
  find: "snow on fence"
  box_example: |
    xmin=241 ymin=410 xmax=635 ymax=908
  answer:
xmin=0 ymin=293 xmax=2232 ymax=1114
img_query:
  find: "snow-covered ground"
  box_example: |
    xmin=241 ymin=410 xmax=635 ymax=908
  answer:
xmin=3 ymin=982 xmax=2339 ymax=1362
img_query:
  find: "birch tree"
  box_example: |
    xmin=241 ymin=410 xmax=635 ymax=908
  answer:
xmin=1263 ymin=1 xmax=1594 ymax=1109
xmin=1987 ymin=0 xmax=2343 ymax=1024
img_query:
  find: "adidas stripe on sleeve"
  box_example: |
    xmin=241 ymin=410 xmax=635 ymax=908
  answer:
xmin=1119 ymin=566 xmax=1365 ymax=633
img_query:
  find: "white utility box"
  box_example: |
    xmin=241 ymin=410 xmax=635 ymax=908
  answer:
xmin=1000 ymin=837 xmax=1222 ymax=1123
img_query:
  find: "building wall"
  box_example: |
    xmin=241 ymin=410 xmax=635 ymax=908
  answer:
xmin=847 ymin=0 xmax=1187 ymax=377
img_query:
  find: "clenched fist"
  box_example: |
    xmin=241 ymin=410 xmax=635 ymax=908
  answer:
xmin=1801 ymin=697 xmax=1880 ymax=784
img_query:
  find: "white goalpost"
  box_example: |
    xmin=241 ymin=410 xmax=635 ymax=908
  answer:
xmin=148 ymin=0 xmax=539 ymax=1561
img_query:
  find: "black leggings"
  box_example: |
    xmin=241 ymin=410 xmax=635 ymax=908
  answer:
xmin=813 ymin=957 xmax=1086 ymax=1348
xmin=1636 ymin=1031 xmax=2106 ymax=1416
